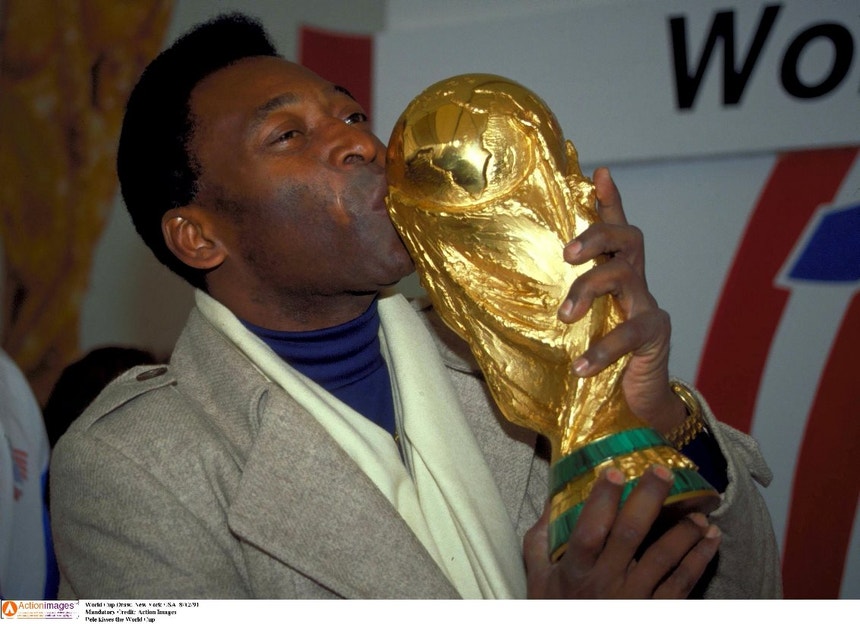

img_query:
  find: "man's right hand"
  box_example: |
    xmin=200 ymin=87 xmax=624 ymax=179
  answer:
xmin=523 ymin=465 xmax=721 ymax=599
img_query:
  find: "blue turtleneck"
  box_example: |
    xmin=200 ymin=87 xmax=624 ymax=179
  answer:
xmin=240 ymin=299 xmax=396 ymax=437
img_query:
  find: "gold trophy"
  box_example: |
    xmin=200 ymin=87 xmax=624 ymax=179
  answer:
xmin=385 ymin=74 xmax=719 ymax=560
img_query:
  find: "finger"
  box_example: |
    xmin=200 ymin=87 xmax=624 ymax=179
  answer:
xmin=594 ymin=167 xmax=629 ymax=226
xmin=523 ymin=503 xmax=554 ymax=598
xmin=523 ymin=504 xmax=551 ymax=573
xmin=625 ymin=513 xmax=714 ymax=598
xmin=558 ymin=467 xmax=627 ymax=577
xmin=652 ymin=522 xmax=722 ymax=599
xmin=598 ymin=465 xmax=675 ymax=572
xmin=558 ymin=256 xmax=656 ymax=325
xmin=563 ymin=222 xmax=645 ymax=274
xmin=572 ymin=308 xmax=669 ymax=377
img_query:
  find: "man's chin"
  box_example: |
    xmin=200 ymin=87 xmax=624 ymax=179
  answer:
xmin=345 ymin=266 xmax=414 ymax=296
xmin=382 ymin=262 xmax=417 ymax=289
xmin=381 ymin=268 xmax=415 ymax=288
xmin=346 ymin=289 xmax=381 ymax=296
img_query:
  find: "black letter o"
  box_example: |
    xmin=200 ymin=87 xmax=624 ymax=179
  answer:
xmin=781 ymin=23 xmax=853 ymax=98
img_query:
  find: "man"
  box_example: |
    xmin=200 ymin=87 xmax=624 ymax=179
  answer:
xmin=50 ymin=13 xmax=781 ymax=599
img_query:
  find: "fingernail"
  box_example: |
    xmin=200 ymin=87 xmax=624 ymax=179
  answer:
xmin=687 ymin=513 xmax=709 ymax=528
xmin=566 ymin=240 xmax=583 ymax=258
xmin=558 ymin=299 xmax=574 ymax=320
xmin=572 ymin=357 xmax=589 ymax=375
xmin=705 ymin=524 xmax=721 ymax=539
xmin=652 ymin=464 xmax=674 ymax=482
xmin=604 ymin=467 xmax=625 ymax=485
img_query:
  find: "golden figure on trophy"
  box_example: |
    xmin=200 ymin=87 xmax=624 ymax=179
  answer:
xmin=385 ymin=74 xmax=718 ymax=560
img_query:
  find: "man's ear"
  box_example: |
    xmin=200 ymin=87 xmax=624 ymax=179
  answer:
xmin=162 ymin=206 xmax=227 ymax=271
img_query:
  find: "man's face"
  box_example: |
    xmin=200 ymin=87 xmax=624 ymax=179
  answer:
xmin=187 ymin=56 xmax=414 ymax=323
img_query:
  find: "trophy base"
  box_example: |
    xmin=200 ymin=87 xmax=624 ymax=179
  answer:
xmin=547 ymin=428 xmax=721 ymax=562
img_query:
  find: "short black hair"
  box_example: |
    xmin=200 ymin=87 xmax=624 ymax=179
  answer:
xmin=117 ymin=13 xmax=279 ymax=289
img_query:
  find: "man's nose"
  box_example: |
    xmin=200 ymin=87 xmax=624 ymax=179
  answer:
xmin=326 ymin=121 xmax=382 ymax=167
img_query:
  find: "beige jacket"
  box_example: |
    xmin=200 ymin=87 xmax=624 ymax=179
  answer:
xmin=50 ymin=300 xmax=781 ymax=598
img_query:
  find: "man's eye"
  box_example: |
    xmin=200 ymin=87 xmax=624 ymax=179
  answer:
xmin=345 ymin=112 xmax=368 ymax=125
xmin=275 ymin=129 xmax=300 ymax=142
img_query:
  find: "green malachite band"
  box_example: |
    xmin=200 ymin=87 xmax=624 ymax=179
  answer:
xmin=548 ymin=467 xmax=714 ymax=557
xmin=549 ymin=428 xmax=668 ymax=496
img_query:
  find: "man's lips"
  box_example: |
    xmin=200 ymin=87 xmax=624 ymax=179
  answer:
xmin=369 ymin=173 xmax=390 ymax=213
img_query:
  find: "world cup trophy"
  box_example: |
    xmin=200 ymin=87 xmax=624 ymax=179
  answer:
xmin=385 ymin=74 xmax=719 ymax=560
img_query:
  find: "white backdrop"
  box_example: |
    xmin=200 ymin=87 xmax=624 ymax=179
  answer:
xmin=376 ymin=0 xmax=859 ymax=166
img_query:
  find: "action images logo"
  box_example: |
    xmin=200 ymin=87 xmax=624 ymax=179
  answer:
xmin=1 ymin=600 xmax=78 ymax=619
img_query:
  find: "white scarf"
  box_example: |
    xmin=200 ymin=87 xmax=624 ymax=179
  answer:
xmin=195 ymin=290 xmax=526 ymax=598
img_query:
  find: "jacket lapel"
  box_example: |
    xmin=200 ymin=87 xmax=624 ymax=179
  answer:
xmin=227 ymin=387 xmax=459 ymax=599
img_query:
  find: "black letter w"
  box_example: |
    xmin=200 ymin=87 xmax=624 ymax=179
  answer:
xmin=670 ymin=4 xmax=781 ymax=109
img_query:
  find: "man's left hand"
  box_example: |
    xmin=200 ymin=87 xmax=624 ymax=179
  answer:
xmin=557 ymin=167 xmax=686 ymax=435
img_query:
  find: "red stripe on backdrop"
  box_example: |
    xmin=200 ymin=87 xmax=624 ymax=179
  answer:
xmin=299 ymin=26 xmax=373 ymax=116
xmin=695 ymin=147 xmax=860 ymax=433
xmin=782 ymin=294 xmax=860 ymax=598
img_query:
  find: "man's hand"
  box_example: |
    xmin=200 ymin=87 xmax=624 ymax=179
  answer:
xmin=524 ymin=466 xmax=722 ymax=599
xmin=558 ymin=167 xmax=686 ymax=434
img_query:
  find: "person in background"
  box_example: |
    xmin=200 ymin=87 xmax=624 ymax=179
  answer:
xmin=0 ymin=349 xmax=57 ymax=599
xmin=49 ymin=13 xmax=781 ymax=599
xmin=43 ymin=346 xmax=159 ymax=448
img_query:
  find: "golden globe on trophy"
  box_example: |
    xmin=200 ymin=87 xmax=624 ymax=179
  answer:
xmin=385 ymin=74 xmax=719 ymax=561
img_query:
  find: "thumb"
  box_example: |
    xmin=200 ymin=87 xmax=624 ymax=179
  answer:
xmin=523 ymin=502 xmax=553 ymax=598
